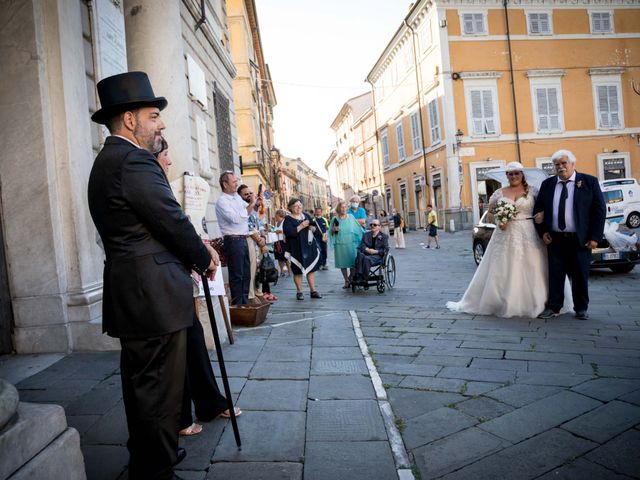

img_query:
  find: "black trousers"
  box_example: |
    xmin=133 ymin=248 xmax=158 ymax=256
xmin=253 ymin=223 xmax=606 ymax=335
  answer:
xmin=120 ymin=329 xmax=186 ymax=480
xmin=180 ymin=313 xmax=228 ymax=429
xmin=547 ymin=232 xmax=591 ymax=312
xmin=319 ymin=240 xmax=328 ymax=266
xmin=224 ymin=237 xmax=250 ymax=305
xmin=355 ymin=252 xmax=383 ymax=278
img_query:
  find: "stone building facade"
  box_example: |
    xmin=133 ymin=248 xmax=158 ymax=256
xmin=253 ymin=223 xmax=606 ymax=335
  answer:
xmin=0 ymin=0 xmax=241 ymax=354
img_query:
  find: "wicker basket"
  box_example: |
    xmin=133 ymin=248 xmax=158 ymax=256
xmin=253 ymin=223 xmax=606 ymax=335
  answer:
xmin=230 ymin=302 xmax=270 ymax=327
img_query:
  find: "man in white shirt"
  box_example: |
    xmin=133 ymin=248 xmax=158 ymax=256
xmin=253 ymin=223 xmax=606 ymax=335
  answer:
xmin=215 ymin=172 xmax=255 ymax=305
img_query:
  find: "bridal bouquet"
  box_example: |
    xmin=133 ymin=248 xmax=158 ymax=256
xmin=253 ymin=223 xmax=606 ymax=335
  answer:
xmin=492 ymin=199 xmax=517 ymax=225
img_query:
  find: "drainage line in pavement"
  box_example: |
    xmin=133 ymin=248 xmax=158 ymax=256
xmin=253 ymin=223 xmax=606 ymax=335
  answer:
xmin=238 ymin=312 xmax=338 ymax=331
xmin=349 ymin=310 xmax=414 ymax=480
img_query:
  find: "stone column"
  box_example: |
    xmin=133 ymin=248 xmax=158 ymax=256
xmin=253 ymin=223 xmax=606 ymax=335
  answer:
xmin=123 ymin=0 xmax=195 ymax=179
xmin=0 ymin=1 xmax=69 ymax=352
xmin=123 ymin=0 xmax=228 ymax=346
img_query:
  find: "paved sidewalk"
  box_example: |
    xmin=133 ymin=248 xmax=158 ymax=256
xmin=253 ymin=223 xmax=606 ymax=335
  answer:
xmin=2 ymin=228 xmax=640 ymax=479
xmin=4 ymin=272 xmax=408 ymax=479
xmin=357 ymin=230 xmax=640 ymax=479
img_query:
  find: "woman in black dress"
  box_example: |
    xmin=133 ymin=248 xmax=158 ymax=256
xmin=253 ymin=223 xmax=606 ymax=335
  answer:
xmin=283 ymin=198 xmax=322 ymax=300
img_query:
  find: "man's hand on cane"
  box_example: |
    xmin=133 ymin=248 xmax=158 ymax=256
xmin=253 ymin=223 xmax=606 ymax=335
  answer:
xmin=205 ymin=243 xmax=220 ymax=280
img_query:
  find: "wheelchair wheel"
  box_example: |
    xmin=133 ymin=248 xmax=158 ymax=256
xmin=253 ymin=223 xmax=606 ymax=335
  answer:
xmin=385 ymin=255 xmax=396 ymax=289
xmin=377 ymin=279 xmax=385 ymax=293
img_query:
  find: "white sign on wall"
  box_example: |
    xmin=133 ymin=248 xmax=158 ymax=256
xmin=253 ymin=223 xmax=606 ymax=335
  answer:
xmin=458 ymin=147 xmax=476 ymax=157
xmin=187 ymin=54 xmax=208 ymax=109
xmin=94 ymin=0 xmax=127 ymax=79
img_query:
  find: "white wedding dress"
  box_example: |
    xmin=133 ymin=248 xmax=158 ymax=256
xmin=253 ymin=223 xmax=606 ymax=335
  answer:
xmin=447 ymin=187 xmax=572 ymax=318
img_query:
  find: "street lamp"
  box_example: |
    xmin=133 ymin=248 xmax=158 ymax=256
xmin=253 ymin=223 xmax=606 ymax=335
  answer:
xmin=454 ymin=128 xmax=464 ymax=153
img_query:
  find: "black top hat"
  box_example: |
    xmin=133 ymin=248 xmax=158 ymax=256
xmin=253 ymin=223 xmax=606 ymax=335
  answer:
xmin=91 ymin=71 xmax=168 ymax=125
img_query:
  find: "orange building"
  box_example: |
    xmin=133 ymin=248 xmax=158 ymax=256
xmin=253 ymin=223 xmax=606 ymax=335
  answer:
xmin=367 ymin=0 xmax=640 ymax=230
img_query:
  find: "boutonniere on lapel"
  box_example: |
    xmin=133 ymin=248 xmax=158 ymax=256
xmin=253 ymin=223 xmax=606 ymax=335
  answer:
xmin=576 ymin=180 xmax=583 ymax=189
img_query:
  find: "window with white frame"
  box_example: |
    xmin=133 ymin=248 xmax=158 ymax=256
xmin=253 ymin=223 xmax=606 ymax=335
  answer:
xmin=428 ymin=99 xmax=441 ymax=144
xmin=381 ymin=130 xmax=390 ymax=167
xmin=410 ymin=111 xmax=422 ymax=153
xmin=396 ymin=123 xmax=406 ymax=161
xmin=527 ymin=12 xmax=552 ymax=35
xmin=461 ymin=12 xmax=487 ymax=35
xmin=590 ymin=11 xmax=613 ymax=34
xmin=592 ymin=76 xmax=623 ymax=129
xmin=466 ymin=85 xmax=499 ymax=136
xmin=530 ymin=78 xmax=563 ymax=133
xmin=402 ymin=42 xmax=412 ymax=72
xmin=418 ymin=18 xmax=432 ymax=52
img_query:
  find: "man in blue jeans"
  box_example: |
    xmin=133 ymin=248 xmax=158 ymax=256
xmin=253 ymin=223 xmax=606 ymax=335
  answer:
xmin=215 ymin=172 xmax=253 ymax=304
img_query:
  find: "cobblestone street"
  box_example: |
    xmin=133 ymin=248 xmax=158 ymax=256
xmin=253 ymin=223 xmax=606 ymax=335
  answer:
xmin=3 ymin=230 xmax=639 ymax=479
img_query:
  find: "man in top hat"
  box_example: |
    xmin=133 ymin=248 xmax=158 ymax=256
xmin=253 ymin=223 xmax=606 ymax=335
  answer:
xmin=88 ymin=71 xmax=218 ymax=480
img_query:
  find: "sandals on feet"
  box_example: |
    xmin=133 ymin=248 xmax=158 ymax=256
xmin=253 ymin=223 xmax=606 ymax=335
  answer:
xmin=179 ymin=422 xmax=203 ymax=436
xmin=296 ymin=292 xmax=304 ymax=300
xmin=218 ymin=407 xmax=242 ymax=419
xmin=310 ymin=291 xmax=322 ymax=299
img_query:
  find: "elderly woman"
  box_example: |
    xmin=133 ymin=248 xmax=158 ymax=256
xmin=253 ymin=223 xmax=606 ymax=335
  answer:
xmin=392 ymin=209 xmax=406 ymax=249
xmin=153 ymin=139 xmax=240 ymax=437
xmin=348 ymin=195 xmax=367 ymax=227
xmin=283 ymin=198 xmax=322 ymax=300
xmin=330 ymin=200 xmax=365 ymax=288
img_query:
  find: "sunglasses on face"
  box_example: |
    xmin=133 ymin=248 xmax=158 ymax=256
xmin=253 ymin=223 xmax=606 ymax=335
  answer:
xmin=371 ymin=223 xmax=380 ymax=227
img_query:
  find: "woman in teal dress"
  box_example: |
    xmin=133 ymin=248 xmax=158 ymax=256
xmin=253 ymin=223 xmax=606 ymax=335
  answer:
xmin=330 ymin=200 xmax=365 ymax=288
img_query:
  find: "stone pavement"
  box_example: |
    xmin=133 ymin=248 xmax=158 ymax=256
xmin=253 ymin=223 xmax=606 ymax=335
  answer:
xmin=1 ymin=228 xmax=639 ymax=479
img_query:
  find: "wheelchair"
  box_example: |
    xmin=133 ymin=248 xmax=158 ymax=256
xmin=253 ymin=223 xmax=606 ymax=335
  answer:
xmin=351 ymin=250 xmax=396 ymax=293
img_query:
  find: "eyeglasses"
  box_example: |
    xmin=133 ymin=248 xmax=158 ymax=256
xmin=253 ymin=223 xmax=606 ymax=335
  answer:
xmin=371 ymin=223 xmax=380 ymax=227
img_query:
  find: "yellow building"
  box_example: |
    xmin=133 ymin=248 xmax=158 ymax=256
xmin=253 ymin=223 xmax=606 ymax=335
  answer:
xmin=367 ymin=0 xmax=640 ymax=230
xmin=329 ymin=93 xmax=384 ymax=208
xmin=228 ymin=0 xmax=277 ymax=213
xmin=284 ymin=156 xmax=329 ymax=213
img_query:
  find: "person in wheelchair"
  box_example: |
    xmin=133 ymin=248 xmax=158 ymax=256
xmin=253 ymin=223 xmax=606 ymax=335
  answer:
xmin=353 ymin=221 xmax=389 ymax=284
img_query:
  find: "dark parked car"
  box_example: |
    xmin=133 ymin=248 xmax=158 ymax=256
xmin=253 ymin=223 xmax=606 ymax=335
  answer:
xmin=471 ymin=212 xmax=639 ymax=273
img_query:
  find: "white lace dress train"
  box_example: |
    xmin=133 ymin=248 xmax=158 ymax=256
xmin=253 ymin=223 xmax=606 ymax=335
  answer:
xmin=446 ymin=189 xmax=572 ymax=318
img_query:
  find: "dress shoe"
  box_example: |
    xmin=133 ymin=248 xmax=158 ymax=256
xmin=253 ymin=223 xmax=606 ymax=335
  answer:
xmin=537 ymin=308 xmax=559 ymax=319
xmin=175 ymin=447 xmax=186 ymax=466
xmin=310 ymin=291 xmax=322 ymax=299
xmin=575 ymin=310 xmax=589 ymax=320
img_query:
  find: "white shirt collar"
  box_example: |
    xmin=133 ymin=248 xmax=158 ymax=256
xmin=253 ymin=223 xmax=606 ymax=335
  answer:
xmin=112 ymin=134 xmax=141 ymax=149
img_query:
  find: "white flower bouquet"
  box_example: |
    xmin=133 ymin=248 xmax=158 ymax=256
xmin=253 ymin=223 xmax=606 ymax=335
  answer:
xmin=492 ymin=199 xmax=517 ymax=226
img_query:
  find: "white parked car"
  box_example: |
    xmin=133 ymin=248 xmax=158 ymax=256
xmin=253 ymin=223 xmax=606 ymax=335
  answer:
xmin=600 ymin=178 xmax=640 ymax=229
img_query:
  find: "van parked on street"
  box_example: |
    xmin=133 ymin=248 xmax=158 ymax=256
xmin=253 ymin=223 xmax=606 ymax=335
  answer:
xmin=600 ymin=178 xmax=640 ymax=229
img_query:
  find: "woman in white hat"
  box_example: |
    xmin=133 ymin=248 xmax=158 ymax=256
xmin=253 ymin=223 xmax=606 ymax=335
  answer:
xmin=447 ymin=162 xmax=571 ymax=318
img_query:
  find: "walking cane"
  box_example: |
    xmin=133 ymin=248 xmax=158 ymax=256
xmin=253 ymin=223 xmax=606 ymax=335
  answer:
xmin=201 ymin=274 xmax=242 ymax=449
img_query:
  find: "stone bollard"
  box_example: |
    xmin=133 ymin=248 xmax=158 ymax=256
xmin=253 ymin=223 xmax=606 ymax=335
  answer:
xmin=0 ymin=379 xmax=86 ymax=479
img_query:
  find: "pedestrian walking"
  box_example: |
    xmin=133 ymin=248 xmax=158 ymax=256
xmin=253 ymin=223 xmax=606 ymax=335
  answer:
xmin=392 ymin=209 xmax=405 ymax=249
xmin=330 ymin=200 xmax=365 ymax=288
xmin=312 ymin=207 xmax=329 ymax=270
xmin=426 ymin=204 xmax=441 ymax=249
xmin=283 ymin=198 xmax=322 ymax=300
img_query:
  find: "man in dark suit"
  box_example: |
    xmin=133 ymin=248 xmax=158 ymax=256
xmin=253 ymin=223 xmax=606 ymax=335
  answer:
xmin=353 ymin=220 xmax=389 ymax=284
xmin=88 ymin=72 xmax=217 ymax=480
xmin=534 ymin=149 xmax=606 ymax=320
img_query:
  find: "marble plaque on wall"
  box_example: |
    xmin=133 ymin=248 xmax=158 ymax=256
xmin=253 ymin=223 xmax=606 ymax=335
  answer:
xmin=94 ymin=0 xmax=127 ymax=80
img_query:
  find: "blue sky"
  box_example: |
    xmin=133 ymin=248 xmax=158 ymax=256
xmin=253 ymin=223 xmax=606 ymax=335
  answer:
xmin=256 ymin=0 xmax=412 ymax=176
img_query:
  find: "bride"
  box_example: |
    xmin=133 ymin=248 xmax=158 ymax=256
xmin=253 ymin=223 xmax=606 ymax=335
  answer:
xmin=447 ymin=162 xmax=572 ymax=318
